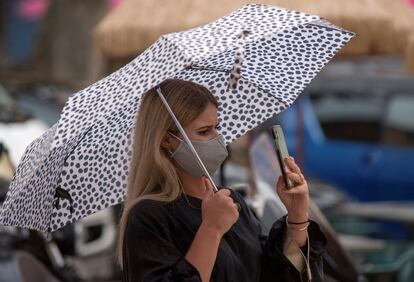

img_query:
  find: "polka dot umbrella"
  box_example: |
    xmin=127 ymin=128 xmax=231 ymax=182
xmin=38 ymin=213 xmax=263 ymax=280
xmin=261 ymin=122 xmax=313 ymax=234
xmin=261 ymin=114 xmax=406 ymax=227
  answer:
xmin=0 ymin=4 xmax=354 ymax=233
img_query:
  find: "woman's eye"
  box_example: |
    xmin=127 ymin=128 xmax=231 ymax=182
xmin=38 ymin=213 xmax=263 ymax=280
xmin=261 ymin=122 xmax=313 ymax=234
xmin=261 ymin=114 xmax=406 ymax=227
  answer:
xmin=198 ymin=130 xmax=209 ymax=135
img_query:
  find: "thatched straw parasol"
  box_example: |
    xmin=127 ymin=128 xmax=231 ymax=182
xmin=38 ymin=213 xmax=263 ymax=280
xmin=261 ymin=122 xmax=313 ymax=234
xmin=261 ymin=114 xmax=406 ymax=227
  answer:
xmin=94 ymin=0 xmax=414 ymax=73
xmin=268 ymin=0 xmax=394 ymax=56
xmin=94 ymin=0 xmax=257 ymax=58
xmin=376 ymin=0 xmax=414 ymax=52
xmin=94 ymin=0 xmax=387 ymax=57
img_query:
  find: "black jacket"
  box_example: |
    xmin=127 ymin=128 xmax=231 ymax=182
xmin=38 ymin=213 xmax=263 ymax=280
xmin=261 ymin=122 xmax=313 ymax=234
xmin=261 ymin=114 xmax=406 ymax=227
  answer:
xmin=122 ymin=189 xmax=326 ymax=281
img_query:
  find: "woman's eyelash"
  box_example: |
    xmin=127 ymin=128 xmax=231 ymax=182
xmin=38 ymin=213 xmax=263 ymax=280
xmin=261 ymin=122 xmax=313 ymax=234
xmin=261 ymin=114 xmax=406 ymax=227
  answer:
xmin=198 ymin=125 xmax=220 ymax=135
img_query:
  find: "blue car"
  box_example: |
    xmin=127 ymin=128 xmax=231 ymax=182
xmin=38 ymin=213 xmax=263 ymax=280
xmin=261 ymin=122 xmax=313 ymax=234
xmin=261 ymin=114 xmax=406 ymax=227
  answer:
xmin=278 ymin=58 xmax=414 ymax=202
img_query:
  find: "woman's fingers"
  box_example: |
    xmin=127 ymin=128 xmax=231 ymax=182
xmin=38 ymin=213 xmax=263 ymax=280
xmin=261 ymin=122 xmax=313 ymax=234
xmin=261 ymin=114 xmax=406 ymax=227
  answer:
xmin=203 ymin=177 xmax=214 ymax=198
xmin=276 ymin=175 xmax=285 ymax=195
xmin=216 ymin=188 xmax=239 ymax=213
xmin=284 ymin=156 xmax=301 ymax=174
xmin=286 ymin=171 xmax=305 ymax=185
xmin=277 ymin=174 xmax=307 ymax=195
xmin=217 ymin=188 xmax=231 ymax=197
xmin=281 ymin=184 xmax=308 ymax=195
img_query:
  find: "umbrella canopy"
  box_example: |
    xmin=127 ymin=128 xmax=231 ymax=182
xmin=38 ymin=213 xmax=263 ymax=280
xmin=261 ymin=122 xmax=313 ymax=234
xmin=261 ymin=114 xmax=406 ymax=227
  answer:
xmin=0 ymin=4 xmax=354 ymax=233
xmin=94 ymin=0 xmax=414 ymax=73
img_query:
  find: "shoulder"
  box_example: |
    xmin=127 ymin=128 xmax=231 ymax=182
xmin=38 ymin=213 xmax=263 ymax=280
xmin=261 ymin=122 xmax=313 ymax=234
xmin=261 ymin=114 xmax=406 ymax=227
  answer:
xmin=127 ymin=199 xmax=172 ymax=230
xmin=130 ymin=198 xmax=169 ymax=213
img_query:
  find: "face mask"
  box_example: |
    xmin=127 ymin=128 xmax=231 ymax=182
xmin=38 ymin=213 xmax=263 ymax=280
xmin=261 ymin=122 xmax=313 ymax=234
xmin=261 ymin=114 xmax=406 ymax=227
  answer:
xmin=168 ymin=132 xmax=228 ymax=178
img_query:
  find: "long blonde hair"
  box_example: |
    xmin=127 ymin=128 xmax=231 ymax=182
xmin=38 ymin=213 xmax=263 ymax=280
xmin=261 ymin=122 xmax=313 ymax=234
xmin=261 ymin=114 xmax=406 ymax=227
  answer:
xmin=116 ymin=78 xmax=218 ymax=266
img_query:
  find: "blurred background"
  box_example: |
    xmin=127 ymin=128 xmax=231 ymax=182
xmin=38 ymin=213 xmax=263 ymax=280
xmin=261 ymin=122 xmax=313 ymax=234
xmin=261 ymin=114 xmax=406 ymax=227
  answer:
xmin=0 ymin=0 xmax=413 ymax=281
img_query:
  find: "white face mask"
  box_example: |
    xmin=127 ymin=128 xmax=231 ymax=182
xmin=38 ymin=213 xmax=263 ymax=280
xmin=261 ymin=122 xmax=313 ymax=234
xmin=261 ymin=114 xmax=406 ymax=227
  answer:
xmin=168 ymin=132 xmax=229 ymax=177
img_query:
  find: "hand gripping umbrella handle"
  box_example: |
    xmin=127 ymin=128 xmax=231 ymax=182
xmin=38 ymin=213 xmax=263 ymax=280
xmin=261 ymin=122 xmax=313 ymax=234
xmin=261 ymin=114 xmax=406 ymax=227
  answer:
xmin=156 ymin=87 xmax=219 ymax=192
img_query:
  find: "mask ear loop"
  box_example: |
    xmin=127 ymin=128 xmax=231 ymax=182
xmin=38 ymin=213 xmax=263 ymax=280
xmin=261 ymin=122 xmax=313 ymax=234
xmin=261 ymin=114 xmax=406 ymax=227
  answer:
xmin=167 ymin=131 xmax=182 ymax=142
xmin=166 ymin=132 xmax=181 ymax=156
xmin=156 ymin=87 xmax=219 ymax=192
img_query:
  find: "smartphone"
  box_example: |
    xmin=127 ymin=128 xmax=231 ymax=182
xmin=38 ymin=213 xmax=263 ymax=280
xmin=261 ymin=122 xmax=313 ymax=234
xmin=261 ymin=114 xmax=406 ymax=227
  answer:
xmin=271 ymin=125 xmax=293 ymax=189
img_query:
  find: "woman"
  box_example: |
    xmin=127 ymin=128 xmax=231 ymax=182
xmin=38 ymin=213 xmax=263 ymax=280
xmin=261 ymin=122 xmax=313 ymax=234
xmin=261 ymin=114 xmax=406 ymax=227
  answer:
xmin=118 ymin=79 xmax=326 ymax=282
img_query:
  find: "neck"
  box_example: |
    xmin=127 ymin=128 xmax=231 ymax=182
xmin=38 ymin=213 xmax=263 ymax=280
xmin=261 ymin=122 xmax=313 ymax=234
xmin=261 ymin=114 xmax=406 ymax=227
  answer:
xmin=177 ymin=168 xmax=205 ymax=200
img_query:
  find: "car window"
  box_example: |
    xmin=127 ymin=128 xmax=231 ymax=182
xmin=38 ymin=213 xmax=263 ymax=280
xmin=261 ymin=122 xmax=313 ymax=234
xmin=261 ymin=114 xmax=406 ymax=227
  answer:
xmin=0 ymin=85 xmax=30 ymax=123
xmin=382 ymin=94 xmax=414 ymax=148
xmin=0 ymin=86 xmax=14 ymax=108
xmin=310 ymin=92 xmax=384 ymax=143
xmin=0 ymin=85 xmax=67 ymax=125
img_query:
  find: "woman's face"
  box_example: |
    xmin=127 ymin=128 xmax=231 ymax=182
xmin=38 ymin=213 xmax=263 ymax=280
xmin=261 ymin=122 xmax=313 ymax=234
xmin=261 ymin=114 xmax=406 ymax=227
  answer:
xmin=166 ymin=102 xmax=220 ymax=151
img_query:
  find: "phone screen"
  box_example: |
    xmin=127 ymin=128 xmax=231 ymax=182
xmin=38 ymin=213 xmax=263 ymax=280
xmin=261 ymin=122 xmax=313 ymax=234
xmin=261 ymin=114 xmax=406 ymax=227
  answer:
xmin=271 ymin=125 xmax=292 ymax=189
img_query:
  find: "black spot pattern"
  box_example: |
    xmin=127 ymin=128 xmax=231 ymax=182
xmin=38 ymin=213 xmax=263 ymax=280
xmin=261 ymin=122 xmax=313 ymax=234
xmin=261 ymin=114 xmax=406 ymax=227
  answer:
xmin=0 ymin=4 xmax=354 ymax=232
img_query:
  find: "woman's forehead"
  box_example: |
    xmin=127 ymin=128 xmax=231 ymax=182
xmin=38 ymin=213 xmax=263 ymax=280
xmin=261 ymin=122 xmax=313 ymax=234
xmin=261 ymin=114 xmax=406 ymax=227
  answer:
xmin=189 ymin=103 xmax=218 ymax=128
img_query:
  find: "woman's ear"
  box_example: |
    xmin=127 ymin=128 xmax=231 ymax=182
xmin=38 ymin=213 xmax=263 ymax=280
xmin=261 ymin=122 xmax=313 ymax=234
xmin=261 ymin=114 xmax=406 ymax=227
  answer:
xmin=161 ymin=131 xmax=180 ymax=154
xmin=160 ymin=132 xmax=174 ymax=151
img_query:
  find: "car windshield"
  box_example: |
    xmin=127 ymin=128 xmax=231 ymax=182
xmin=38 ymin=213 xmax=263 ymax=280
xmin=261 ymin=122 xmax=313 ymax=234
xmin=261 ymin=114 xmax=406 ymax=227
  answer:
xmin=310 ymin=92 xmax=384 ymax=143
xmin=383 ymin=94 xmax=414 ymax=148
xmin=0 ymin=85 xmax=66 ymax=126
xmin=0 ymin=85 xmax=30 ymax=123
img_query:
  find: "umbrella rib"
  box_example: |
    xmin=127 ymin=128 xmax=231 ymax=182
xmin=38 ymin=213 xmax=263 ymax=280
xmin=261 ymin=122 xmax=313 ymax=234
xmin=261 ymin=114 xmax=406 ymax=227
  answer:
xmin=187 ymin=65 xmax=290 ymax=108
xmin=250 ymin=81 xmax=290 ymax=108
xmin=187 ymin=65 xmax=231 ymax=73
xmin=63 ymin=125 xmax=94 ymax=164
xmin=307 ymin=22 xmax=355 ymax=35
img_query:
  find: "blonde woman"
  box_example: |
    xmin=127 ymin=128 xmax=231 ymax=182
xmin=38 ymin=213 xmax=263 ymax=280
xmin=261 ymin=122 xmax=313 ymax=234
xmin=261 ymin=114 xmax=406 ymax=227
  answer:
xmin=118 ymin=79 xmax=326 ymax=282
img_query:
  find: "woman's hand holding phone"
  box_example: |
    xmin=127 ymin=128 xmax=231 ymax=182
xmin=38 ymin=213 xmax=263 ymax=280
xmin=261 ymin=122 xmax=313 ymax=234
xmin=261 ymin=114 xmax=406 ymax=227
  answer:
xmin=276 ymin=156 xmax=309 ymax=225
xmin=275 ymin=156 xmax=309 ymax=247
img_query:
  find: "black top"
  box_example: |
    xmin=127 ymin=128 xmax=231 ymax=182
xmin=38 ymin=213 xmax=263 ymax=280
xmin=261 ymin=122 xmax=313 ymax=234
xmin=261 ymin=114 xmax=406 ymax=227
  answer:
xmin=122 ymin=189 xmax=326 ymax=282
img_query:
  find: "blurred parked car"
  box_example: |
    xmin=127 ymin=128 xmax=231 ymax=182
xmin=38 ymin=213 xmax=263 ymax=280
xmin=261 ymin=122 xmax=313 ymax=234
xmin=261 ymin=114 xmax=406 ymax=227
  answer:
xmin=0 ymin=84 xmax=69 ymax=165
xmin=279 ymin=57 xmax=414 ymax=202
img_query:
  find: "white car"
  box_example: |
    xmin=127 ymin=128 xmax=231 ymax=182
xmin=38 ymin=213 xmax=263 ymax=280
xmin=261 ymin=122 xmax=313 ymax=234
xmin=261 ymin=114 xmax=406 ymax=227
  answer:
xmin=0 ymin=84 xmax=62 ymax=166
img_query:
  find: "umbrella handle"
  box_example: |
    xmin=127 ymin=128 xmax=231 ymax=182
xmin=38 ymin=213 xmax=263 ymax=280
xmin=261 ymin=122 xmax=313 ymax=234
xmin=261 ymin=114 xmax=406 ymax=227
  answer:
xmin=156 ymin=87 xmax=218 ymax=192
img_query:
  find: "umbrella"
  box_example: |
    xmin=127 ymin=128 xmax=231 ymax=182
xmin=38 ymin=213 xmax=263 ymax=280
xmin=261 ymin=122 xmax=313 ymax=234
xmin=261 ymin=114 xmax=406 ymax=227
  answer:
xmin=0 ymin=4 xmax=354 ymax=233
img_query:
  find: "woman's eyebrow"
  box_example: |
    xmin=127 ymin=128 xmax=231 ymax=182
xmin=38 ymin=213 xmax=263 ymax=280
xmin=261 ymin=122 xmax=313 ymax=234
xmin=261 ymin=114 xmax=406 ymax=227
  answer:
xmin=197 ymin=125 xmax=213 ymax=130
xmin=197 ymin=122 xmax=219 ymax=130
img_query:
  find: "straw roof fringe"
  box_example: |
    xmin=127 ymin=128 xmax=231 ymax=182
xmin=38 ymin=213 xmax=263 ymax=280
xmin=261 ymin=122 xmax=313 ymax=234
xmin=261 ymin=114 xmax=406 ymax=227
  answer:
xmin=376 ymin=0 xmax=414 ymax=52
xmin=406 ymin=34 xmax=414 ymax=74
xmin=94 ymin=0 xmax=197 ymax=58
xmin=266 ymin=0 xmax=395 ymax=56
xmin=94 ymin=0 xmax=414 ymax=73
